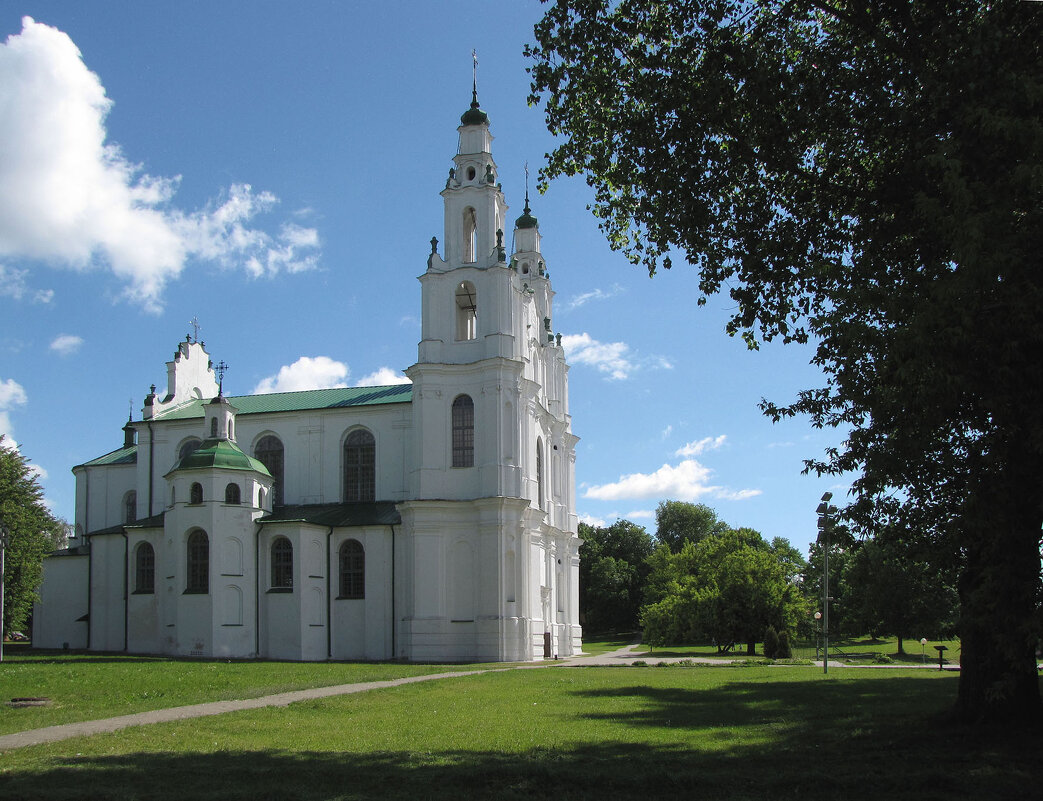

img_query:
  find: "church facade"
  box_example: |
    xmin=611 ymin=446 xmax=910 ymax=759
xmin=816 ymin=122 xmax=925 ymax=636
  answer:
xmin=32 ymin=94 xmax=582 ymax=662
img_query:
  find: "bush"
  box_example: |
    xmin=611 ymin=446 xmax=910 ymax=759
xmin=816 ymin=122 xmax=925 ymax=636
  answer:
xmin=763 ymin=626 xmax=780 ymax=659
xmin=777 ymin=630 xmax=792 ymax=659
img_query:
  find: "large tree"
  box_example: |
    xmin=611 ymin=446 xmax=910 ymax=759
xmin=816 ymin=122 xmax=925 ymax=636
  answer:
xmin=654 ymin=500 xmax=730 ymax=552
xmin=528 ymin=0 xmax=1043 ymax=723
xmin=578 ymin=519 xmax=655 ymax=631
xmin=1 ymin=438 xmax=64 ymax=635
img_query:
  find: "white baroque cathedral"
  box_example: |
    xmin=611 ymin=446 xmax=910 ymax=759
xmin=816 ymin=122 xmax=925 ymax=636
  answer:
xmin=32 ymin=92 xmax=582 ymax=662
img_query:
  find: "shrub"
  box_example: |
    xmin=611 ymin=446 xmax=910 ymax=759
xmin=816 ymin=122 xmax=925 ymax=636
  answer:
xmin=777 ymin=630 xmax=792 ymax=659
xmin=763 ymin=626 xmax=780 ymax=659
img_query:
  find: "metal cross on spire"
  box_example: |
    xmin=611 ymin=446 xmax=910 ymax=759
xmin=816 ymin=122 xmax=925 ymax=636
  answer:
xmin=215 ymin=360 xmax=229 ymax=395
xmin=189 ymin=316 xmax=201 ymax=343
xmin=524 ymin=161 xmax=531 ymax=213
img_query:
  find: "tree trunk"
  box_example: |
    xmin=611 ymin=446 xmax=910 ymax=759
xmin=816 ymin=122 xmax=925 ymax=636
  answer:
xmin=746 ymin=640 xmax=755 ymax=656
xmin=954 ymin=445 xmax=1043 ymax=724
xmin=896 ymin=634 xmax=905 ymax=655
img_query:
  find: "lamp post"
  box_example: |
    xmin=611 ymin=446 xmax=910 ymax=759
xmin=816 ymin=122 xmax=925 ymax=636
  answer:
xmin=0 ymin=518 xmax=9 ymax=663
xmin=816 ymin=492 xmax=835 ymax=675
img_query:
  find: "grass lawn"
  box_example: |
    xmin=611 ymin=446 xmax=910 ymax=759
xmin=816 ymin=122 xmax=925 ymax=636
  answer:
xmin=1 ymin=664 xmax=1040 ymax=800
xmin=573 ymin=632 xmax=639 ymax=656
xmin=0 ymin=646 xmax=478 ymax=735
xmin=633 ymin=636 xmax=962 ymax=665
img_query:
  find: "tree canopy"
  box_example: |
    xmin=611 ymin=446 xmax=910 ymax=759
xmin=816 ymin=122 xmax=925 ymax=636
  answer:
xmin=1 ymin=438 xmax=65 ymax=635
xmin=578 ymin=519 xmax=654 ymax=631
xmin=528 ymin=0 xmax=1043 ymax=723
xmin=654 ymin=500 xmax=730 ymax=552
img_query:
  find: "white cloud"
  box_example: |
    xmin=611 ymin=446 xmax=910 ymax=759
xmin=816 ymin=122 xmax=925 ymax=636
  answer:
xmin=50 ymin=334 xmax=84 ymax=355
xmin=626 ymin=509 xmax=655 ymax=520
xmin=660 ymin=425 xmax=673 ymax=440
xmin=0 ymin=18 xmax=320 ymax=311
xmin=674 ymin=435 xmax=727 ymax=457
xmin=356 ymin=367 xmax=410 ymax=387
xmin=584 ymin=458 xmax=760 ymax=503
xmin=578 ymin=513 xmax=607 ymax=528
xmin=0 ymin=263 xmax=53 ymax=303
xmin=560 ymin=333 xmax=635 ymax=380
xmin=0 ymin=376 xmax=28 ymax=448
xmin=560 ymin=284 xmax=624 ymax=312
xmin=253 ymin=356 xmax=349 ymax=394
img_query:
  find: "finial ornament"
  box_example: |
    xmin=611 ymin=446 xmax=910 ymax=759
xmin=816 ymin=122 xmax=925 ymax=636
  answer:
xmin=215 ymin=360 xmax=229 ymax=396
xmin=524 ymin=161 xmax=531 ymax=214
xmin=472 ymin=49 xmax=479 ymax=106
xmin=189 ymin=316 xmax=201 ymax=343
xmin=128 ymin=398 xmax=134 ymax=421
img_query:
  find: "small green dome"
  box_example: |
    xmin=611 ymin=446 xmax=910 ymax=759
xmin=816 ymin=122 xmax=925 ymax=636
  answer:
xmin=461 ymin=89 xmax=489 ymax=126
xmin=515 ymin=197 xmax=538 ymax=229
xmin=167 ymin=438 xmax=270 ymax=476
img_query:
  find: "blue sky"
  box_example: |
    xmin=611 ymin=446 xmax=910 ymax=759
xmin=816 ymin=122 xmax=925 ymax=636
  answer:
xmin=0 ymin=2 xmax=846 ymax=556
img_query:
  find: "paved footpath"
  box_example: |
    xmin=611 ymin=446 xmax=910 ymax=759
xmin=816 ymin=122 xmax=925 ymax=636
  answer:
xmin=0 ymin=643 xmax=955 ymax=751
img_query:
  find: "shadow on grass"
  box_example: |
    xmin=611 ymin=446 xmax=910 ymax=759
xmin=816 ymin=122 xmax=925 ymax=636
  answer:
xmin=3 ymin=676 xmax=1040 ymax=800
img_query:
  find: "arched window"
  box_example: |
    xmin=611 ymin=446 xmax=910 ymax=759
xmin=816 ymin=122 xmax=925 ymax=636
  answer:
xmin=135 ymin=542 xmax=155 ymax=594
xmin=186 ymin=530 xmax=209 ymax=593
xmin=343 ymin=429 xmax=375 ymax=502
xmin=124 ymin=491 xmax=137 ymax=524
xmin=258 ymin=487 xmax=266 ymax=509
xmin=463 ymin=207 xmax=477 ymax=263
xmin=190 ymin=482 xmax=203 ymax=504
xmin=271 ymin=537 xmax=293 ymax=589
xmin=339 ymin=540 xmax=365 ymax=599
xmin=536 ymin=439 xmax=545 ymax=510
xmin=455 ymin=281 xmax=477 ymax=341
xmin=255 ymin=435 xmax=284 ymax=506
xmin=210 ymin=417 xmax=218 ymax=437
xmin=178 ymin=438 xmax=201 ymax=462
xmin=225 ymin=482 xmax=241 ymax=504
xmin=452 ymin=395 xmax=474 ymax=468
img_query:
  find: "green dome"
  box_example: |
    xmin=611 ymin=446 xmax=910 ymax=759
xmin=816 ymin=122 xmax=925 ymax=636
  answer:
xmin=460 ymin=89 xmax=489 ymax=126
xmin=167 ymin=438 xmax=270 ymax=476
xmin=515 ymin=198 xmax=538 ymax=229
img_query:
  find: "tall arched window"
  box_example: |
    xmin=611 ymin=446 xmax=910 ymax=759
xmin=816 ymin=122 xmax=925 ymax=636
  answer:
xmin=271 ymin=537 xmax=293 ymax=589
xmin=124 ymin=491 xmax=137 ymax=524
xmin=536 ymin=439 xmax=545 ymax=510
xmin=179 ymin=438 xmax=201 ymax=462
xmin=255 ymin=435 xmax=284 ymax=506
xmin=210 ymin=418 xmax=218 ymax=437
xmin=463 ymin=207 xmax=477 ymax=263
xmin=225 ymin=482 xmax=241 ymax=504
xmin=135 ymin=542 xmax=155 ymax=593
xmin=343 ymin=429 xmax=375 ymax=502
xmin=339 ymin=540 xmax=365 ymax=599
xmin=190 ymin=482 xmax=203 ymax=504
xmin=452 ymin=395 xmax=474 ymax=468
xmin=186 ymin=530 xmax=209 ymax=593
xmin=455 ymin=281 xmax=477 ymax=341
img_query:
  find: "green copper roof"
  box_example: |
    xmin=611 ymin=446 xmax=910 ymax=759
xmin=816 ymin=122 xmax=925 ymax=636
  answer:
xmin=154 ymin=383 xmax=412 ymax=421
xmin=461 ymin=88 xmax=489 ymax=126
xmin=167 ymin=437 xmax=271 ymax=476
xmin=259 ymin=501 xmax=401 ymax=528
xmin=515 ymin=194 xmax=538 ymax=229
xmin=77 ymin=445 xmax=137 ymax=469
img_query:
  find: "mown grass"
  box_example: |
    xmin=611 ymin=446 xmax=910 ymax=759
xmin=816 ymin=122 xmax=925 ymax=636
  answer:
xmin=573 ymin=631 xmax=639 ymax=656
xmin=2 ymin=665 xmax=1041 ymax=800
xmin=0 ymin=646 xmax=478 ymax=735
xmin=635 ymin=635 xmax=962 ymax=665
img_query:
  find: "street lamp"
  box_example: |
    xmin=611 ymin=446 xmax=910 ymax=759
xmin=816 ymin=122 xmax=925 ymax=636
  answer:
xmin=816 ymin=492 xmax=835 ymax=675
xmin=0 ymin=518 xmax=9 ymax=663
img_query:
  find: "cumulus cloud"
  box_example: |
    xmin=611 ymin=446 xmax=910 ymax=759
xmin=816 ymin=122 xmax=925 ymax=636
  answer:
xmin=0 ymin=376 xmax=28 ymax=448
xmin=560 ymin=333 xmax=635 ymax=380
xmin=560 ymin=332 xmax=671 ymax=380
xmin=253 ymin=356 xmax=349 ymax=394
xmin=0 ymin=18 xmax=320 ymax=311
xmin=626 ymin=509 xmax=655 ymax=520
xmin=674 ymin=435 xmax=727 ymax=457
xmin=50 ymin=334 xmax=83 ymax=355
xmin=578 ymin=513 xmax=607 ymax=528
xmin=356 ymin=367 xmax=410 ymax=387
xmin=584 ymin=458 xmax=760 ymax=503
